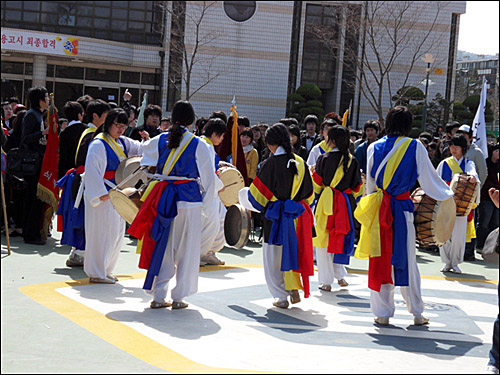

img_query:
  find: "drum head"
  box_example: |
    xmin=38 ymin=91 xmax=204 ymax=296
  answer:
xmin=432 ymin=196 xmax=456 ymax=245
xmin=115 ymin=156 xmax=148 ymax=189
xmin=109 ymin=189 xmax=139 ymax=225
xmin=218 ymin=167 xmax=245 ymax=207
xmin=224 ymin=204 xmax=251 ymax=248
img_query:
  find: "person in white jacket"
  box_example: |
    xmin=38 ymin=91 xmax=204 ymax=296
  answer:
xmin=200 ymin=117 xmax=227 ymax=266
xmin=436 ymin=134 xmax=479 ymax=274
xmin=83 ymin=108 xmax=145 ymax=284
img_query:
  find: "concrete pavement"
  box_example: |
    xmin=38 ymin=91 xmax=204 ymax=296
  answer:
xmin=1 ymin=225 xmax=498 ymax=373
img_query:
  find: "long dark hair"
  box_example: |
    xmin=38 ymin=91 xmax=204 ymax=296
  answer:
xmin=169 ymin=100 xmax=195 ymax=149
xmin=102 ymin=108 xmax=128 ymax=134
xmin=265 ymin=123 xmax=298 ymax=175
xmin=328 ymin=125 xmax=351 ymax=174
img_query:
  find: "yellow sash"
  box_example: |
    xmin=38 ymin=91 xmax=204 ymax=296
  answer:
xmin=285 ymin=154 xmax=308 ymax=292
xmin=354 ymin=137 xmax=412 ymax=259
xmin=95 ymin=133 xmax=127 ymax=160
xmin=319 ymin=140 xmax=331 ymax=154
xmin=201 ymin=135 xmax=214 ymax=149
xmin=313 ymin=154 xmax=353 ymax=248
xmin=75 ymin=127 xmax=97 ymax=164
xmin=162 ymin=132 xmax=195 ymax=176
xmin=445 ymin=157 xmax=464 ymax=175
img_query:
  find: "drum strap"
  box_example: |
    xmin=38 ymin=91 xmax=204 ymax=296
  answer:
xmin=444 ymin=157 xmax=465 ymax=174
xmin=75 ymin=126 xmax=96 ymax=164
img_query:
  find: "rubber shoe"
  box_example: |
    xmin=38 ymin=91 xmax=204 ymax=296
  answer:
xmin=201 ymin=251 xmax=225 ymax=265
xmin=486 ymin=365 xmax=499 ymax=374
xmin=289 ymin=290 xmax=301 ymax=304
xmin=66 ymin=253 xmax=84 ymax=267
xmin=89 ymin=277 xmax=116 ymax=284
xmin=451 ymin=265 xmax=462 ymax=274
xmin=319 ymin=284 xmax=332 ymax=292
xmin=414 ymin=316 xmax=430 ymax=325
xmin=337 ymin=279 xmax=349 ymax=287
xmin=272 ymin=298 xmax=289 ymax=309
xmin=172 ymin=301 xmax=189 ymax=309
xmin=150 ymin=300 xmax=172 ymax=309
xmin=374 ymin=317 xmax=390 ymax=325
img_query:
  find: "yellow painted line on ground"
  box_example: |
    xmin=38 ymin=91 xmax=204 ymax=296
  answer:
xmin=346 ymin=268 xmax=498 ymax=284
xmin=17 ymin=264 xmax=497 ymax=373
xmin=18 ymin=266 xmax=271 ymax=374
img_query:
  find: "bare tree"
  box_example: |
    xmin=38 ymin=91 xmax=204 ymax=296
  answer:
xmin=164 ymin=1 xmax=226 ymax=101
xmin=308 ymin=1 xmax=448 ymax=123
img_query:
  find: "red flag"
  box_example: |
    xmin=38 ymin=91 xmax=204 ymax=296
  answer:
xmin=37 ymin=94 xmax=60 ymax=211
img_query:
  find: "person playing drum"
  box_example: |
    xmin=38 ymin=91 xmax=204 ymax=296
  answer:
xmin=200 ymin=117 xmax=227 ymax=266
xmin=307 ymin=116 xmax=350 ymax=288
xmin=128 ymin=100 xmax=215 ymax=309
xmin=239 ymin=123 xmax=314 ymax=309
xmin=83 ymin=108 xmax=146 ymax=284
xmin=355 ymin=106 xmax=453 ymax=326
xmin=312 ymin=125 xmax=362 ymax=292
xmin=436 ymin=134 xmax=479 ymax=274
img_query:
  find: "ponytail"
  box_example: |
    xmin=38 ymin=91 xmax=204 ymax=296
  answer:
xmin=327 ymin=125 xmax=351 ymax=174
xmin=265 ymin=123 xmax=298 ymax=175
xmin=167 ymin=123 xmax=184 ymax=149
xmin=169 ymin=100 xmax=195 ymax=149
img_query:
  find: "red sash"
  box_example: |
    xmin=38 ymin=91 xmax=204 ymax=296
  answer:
xmin=326 ymin=188 xmax=353 ymax=253
xmin=296 ymin=200 xmax=315 ymax=298
xmin=368 ymin=190 xmax=410 ymax=291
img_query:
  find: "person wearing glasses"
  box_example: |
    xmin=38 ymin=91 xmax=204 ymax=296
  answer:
xmin=83 ymin=108 xmax=147 ymax=284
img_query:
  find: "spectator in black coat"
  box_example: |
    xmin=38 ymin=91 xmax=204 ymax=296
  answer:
xmin=289 ymin=125 xmax=308 ymax=160
xmin=129 ymin=104 xmax=162 ymax=141
xmin=58 ymin=101 xmax=86 ymax=179
xmin=21 ymin=86 xmax=50 ymax=245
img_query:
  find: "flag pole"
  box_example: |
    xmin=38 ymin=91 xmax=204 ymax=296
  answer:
xmin=0 ymin=122 xmax=10 ymax=255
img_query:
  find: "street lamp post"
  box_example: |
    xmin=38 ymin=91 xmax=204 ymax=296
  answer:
xmin=421 ymin=53 xmax=436 ymax=131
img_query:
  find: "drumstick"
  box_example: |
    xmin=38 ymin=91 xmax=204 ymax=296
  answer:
xmin=224 ymin=181 xmax=240 ymax=188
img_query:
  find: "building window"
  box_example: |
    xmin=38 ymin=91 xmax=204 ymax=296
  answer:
xmin=223 ymin=1 xmax=256 ymax=23
xmin=302 ymin=4 xmax=341 ymax=91
xmin=1 ymin=1 xmax=162 ymax=45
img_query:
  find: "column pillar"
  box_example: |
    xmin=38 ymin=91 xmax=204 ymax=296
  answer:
xmin=32 ymin=55 xmax=47 ymax=87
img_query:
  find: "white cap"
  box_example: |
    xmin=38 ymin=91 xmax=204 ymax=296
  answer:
xmin=458 ymin=124 xmax=470 ymax=133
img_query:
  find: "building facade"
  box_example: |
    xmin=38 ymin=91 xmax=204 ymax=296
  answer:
xmin=456 ymin=54 xmax=499 ymax=133
xmin=2 ymin=1 xmax=466 ymax=128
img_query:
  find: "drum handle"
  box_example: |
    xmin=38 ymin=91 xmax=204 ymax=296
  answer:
xmin=114 ymin=165 xmax=148 ymax=190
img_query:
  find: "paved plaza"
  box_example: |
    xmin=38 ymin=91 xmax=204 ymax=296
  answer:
xmin=1 ymin=227 xmax=498 ymax=374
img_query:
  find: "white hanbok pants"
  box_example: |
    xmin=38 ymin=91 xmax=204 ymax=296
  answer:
xmin=370 ymin=211 xmax=425 ymax=318
xmin=83 ymin=199 xmax=125 ymax=280
xmin=316 ymin=247 xmax=348 ymax=285
xmin=440 ymin=216 xmax=468 ymax=267
xmin=201 ymin=198 xmax=226 ymax=256
xmin=146 ymin=206 xmax=202 ymax=302
xmin=263 ymin=242 xmax=289 ymax=300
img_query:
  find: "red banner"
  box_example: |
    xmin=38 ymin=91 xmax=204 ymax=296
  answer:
xmin=37 ymin=96 xmax=60 ymax=211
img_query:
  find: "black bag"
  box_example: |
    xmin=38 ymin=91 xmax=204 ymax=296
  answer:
xmin=482 ymin=228 xmax=499 ymax=266
xmin=6 ymin=146 xmax=40 ymax=177
xmin=5 ymin=172 xmax=28 ymax=190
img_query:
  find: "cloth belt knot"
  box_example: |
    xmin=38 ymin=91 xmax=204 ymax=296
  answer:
xmin=325 ymin=187 xmax=353 ymax=254
xmin=128 ymin=179 xmax=191 ymax=291
xmin=265 ymin=199 xmax=305 ymax=271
